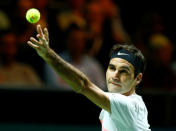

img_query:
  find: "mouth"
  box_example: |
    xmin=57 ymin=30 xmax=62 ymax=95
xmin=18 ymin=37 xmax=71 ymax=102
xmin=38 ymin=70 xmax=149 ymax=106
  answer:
xmin=109 ymin=82 xmax=121 ymax=87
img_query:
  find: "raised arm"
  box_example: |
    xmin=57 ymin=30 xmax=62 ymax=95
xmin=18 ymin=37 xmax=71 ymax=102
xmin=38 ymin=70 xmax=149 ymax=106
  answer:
xmin=27 ymin=25 xmax=110 ymax=112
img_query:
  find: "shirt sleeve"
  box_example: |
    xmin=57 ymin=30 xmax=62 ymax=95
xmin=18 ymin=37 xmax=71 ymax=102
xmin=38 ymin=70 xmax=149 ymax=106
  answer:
xmin=107 ymin=93 xmax=136 ymax=127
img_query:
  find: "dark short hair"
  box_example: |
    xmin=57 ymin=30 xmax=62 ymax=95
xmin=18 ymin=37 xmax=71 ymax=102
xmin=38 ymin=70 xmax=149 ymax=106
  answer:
xmin=109 ymin=43 xmax=147 ymax=77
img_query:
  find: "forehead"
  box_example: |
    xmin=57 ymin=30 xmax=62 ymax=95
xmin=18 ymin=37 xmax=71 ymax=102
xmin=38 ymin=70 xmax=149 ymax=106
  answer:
xmin=109 ymin=58 xmax=134 ymax=71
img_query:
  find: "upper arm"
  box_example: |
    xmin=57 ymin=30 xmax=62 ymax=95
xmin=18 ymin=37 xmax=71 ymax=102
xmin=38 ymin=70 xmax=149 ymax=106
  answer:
xmin=80 ymin=82 xmax=111 ymax=113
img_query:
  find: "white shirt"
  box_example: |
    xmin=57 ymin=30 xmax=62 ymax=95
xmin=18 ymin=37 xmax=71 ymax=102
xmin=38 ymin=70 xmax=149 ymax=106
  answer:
xmin=99 ymin=93 xmax=151 ymax=131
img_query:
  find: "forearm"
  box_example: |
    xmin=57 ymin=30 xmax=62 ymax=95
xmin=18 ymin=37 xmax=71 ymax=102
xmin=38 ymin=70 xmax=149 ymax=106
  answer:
xmin=28 ymin=25 xmax=110 ymax=112
xmin=42 ymin=48 xmax=90 ymax=93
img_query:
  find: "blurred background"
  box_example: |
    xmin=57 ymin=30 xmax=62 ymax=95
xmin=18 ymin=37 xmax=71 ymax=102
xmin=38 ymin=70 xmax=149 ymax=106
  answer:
xmin=0 ymin=0 xmax=176 ymax=130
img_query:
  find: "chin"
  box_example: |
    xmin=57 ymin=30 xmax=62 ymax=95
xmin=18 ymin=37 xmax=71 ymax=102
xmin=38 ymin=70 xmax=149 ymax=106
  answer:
xmin=108 ymin=86 xmax=129 ymax=94
xmin=108 ymin=87 xmax=122 ymax=93
xmin=108 ymin=84 xmax=122 ymax=93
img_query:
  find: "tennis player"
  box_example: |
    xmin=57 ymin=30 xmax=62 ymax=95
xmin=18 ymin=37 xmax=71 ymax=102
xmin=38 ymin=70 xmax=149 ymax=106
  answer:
xmin=27 ymin=24 xmax=151 ymax=131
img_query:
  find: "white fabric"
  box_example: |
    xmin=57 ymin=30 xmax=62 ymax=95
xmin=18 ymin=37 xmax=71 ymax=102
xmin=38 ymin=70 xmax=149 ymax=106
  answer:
xmin=99 ymin=93 xmax=151 ymax=131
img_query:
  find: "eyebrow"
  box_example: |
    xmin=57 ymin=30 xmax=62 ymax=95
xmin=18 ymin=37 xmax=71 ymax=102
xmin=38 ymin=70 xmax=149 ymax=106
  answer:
xmin=120 ymin=66 xmax=130 ymax=72
xmin=109 ymin=64 xmax=130 ymax=71
xmin=108 ymin=64 xmax=115 ymax=67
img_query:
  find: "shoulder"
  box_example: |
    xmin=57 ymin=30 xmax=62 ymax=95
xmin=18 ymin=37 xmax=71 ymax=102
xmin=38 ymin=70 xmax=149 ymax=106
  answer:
xmin=107 ymin=93 xmax=133 ymax=103
xmin=107 ymin=93 xmax=139 ymax=112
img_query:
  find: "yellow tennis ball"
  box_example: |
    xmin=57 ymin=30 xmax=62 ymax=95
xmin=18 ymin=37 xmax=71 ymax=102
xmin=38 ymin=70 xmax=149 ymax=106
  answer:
xmin=26 ymin=8 xmax=40 ymax=24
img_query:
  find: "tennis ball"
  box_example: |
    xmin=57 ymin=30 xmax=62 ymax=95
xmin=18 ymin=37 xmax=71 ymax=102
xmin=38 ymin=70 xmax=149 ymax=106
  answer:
xmin=26 ymin=8 xmax=40 ymax=24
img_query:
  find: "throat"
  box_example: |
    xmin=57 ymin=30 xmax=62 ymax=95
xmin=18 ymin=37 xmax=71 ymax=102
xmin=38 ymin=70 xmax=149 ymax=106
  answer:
xmin=123 ymin=87 xmax=135 ymax=96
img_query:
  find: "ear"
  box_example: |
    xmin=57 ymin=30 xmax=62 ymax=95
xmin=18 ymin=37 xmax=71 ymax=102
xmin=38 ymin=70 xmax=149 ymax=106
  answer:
xmin=135 ymin=73 xmax=143 ymax=85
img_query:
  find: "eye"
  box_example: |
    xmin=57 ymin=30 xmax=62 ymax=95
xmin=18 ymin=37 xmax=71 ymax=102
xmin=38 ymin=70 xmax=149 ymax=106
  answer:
xmin=108 ymin=65 xmax=115 ymax=71
xmin=119 ymin=70 xmax=128 ymax=74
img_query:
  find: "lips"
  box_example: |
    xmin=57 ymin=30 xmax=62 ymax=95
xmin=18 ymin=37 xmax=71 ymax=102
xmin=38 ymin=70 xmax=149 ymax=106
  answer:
xmin=109 ymin=81 xmax=121 ymax=87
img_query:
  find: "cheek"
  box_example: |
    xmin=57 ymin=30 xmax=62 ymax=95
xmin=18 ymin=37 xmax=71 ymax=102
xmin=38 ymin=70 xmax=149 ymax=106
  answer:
xmin=106 ymin=70 xmax=113 ymax=84
xmin=120 ymin=75 xmax=129 ymax=82
xmin=106 ymin=70 xmax=110 ymax=80
xmin=120 ymin=75 xmax=133 ymax=84
xmin=106 ymin=70 xmax=115 ymax=81
xmin=123 ymin=78 xmax=135 ymax=88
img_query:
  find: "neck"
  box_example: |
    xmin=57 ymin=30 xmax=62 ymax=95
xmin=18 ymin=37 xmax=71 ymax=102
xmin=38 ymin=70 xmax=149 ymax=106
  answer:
xmin=123 ymin=87 xmax=136 ymax=96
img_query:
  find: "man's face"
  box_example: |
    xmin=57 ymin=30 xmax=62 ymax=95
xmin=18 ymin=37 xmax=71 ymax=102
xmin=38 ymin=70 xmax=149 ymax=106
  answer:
xmin=106 ymin=58 xmax=136 ymax=94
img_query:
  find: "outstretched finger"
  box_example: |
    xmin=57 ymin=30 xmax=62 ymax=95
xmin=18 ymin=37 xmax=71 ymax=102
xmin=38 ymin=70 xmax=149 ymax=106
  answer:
xmin=27 ymin=41 xmax=39 ymax=49
xmin=37 ymin=24 xmax=44 ymax=38
xmin=44 ymin=28 xmax=49 ymax=42
xmin=30 ymin=37 xmax=41 ymax=46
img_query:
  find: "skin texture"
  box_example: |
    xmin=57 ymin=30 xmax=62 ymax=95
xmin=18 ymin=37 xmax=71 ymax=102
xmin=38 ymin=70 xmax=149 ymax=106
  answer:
xmin=106 ymin=58 xmax=137 ymax=95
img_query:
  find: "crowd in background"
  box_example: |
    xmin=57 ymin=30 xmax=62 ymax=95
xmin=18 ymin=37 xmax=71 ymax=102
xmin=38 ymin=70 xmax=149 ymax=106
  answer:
xmin=0 ymin=0 xmax=176 ymax=91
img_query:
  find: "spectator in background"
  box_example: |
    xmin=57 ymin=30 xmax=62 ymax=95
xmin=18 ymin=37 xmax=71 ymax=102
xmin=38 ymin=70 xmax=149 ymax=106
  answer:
xmin=13 ymin=0 xmax=36 ymax=45
xmin=57 ymin=0 xmax=86 ymax=31
xmin=35 ymin=0 xmax=49 ymax=27
xmin=143 ymin=33 xmax=176 ymax=90
xmin=54 ymin=0 xmax=130 ymax=70
xmin=85 ymin=0 xmax=130 ymax=69
xmin=55 ymin=0 xmax=87 ymax=51
xmin=134 ymin=12 xmax=167 ymax=53
xmin=0 ymin=30 xmax=43 ymax=87
xmin=13 ymin=0 xmax=48 ymax=45
xmin=12 ymin=0 xmax=48 ymax=79
xmin=134 ymin=12 xmax=176 ymax=90
xmin=0 ymin=10 xmax=11 ymax=31
xmin=44 ymin=24 xmax=106 ymax=91
xmin=85 ymin=0 xmax=105 ymax=57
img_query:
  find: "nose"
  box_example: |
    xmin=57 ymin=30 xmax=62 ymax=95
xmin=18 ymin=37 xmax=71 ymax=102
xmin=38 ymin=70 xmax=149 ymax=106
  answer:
xmin=113 ymin=70 xmax=120 ymax=81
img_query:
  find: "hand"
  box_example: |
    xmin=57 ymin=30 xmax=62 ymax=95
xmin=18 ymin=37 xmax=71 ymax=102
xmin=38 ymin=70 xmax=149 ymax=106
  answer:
xmin=27 ymin=24 xmax=49 ymax=58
